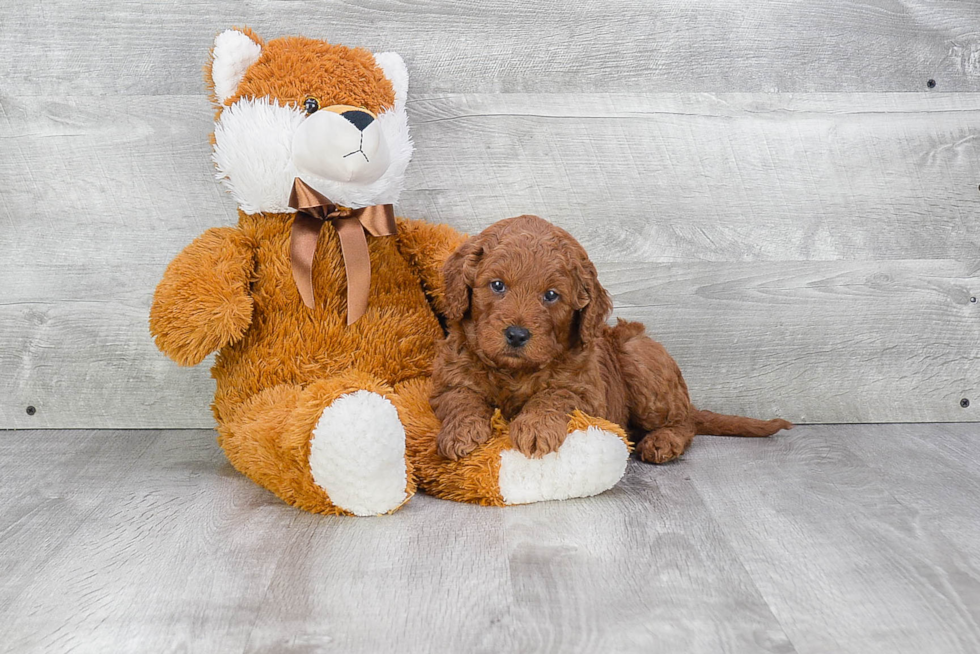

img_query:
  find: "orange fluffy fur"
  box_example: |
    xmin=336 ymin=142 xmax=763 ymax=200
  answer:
xmin=154 ymin=32 xmax=618 ymax=513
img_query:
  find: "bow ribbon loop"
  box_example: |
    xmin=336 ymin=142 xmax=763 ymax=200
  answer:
xmin=287 ymin=177 xmax=397 ymax=325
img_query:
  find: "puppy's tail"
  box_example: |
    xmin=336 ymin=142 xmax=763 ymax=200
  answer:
xmin=693 ymin=409 xmax=793 ymax=437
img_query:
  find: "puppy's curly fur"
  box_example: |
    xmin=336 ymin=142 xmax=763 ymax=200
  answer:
xmin=431 ymin=215 xmax=792 ymax=463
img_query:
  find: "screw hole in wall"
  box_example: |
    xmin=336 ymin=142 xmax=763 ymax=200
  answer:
xmin=927 ymin=79 xmax=936 ymax=88
xmin=961 ymin=398 xmax=971 ymax=409
xmin=26 ymin=405 xmax=36 ymax=416
xmin=972 ymin=297 xmax=977 ymax=303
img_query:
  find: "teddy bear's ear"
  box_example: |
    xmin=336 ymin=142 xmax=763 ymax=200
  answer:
xmin=209 ymin=28 xmax=263 ymax=104
xmin=373 ymin=52 xmax=409 ymax=112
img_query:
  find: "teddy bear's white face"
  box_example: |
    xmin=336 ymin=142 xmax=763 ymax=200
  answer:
xmin=208 ymin=30 xmax=412 ymax=213
xmin=292 ymin=104 xmax=390 ymax=185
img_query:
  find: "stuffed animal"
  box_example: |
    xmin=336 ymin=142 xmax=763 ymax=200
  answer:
xmin=149 ymin=28 xmax=630 ymax=515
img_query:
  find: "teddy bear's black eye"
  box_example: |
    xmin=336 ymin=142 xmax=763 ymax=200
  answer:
xmin=304 ymin=97 xmax=319 ymax=114
xmin=490 ymin=280 xmax=506 ymax=294
xmin=543 ymin=289 xmax=560 ymax=304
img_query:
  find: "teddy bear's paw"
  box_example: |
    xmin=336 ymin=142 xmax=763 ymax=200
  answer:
xmin=497 ymin=426 xmax=629 ymax=505
xmin=308 ymin=390 xmax=410 ymax=516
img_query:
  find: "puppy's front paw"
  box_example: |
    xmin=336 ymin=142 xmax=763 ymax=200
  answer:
xmin=437 ymin=415 xmax=493 ymax=461
xmin=510 ymin=414 xmax=567 ymax=458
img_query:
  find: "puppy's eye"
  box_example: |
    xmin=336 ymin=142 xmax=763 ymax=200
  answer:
xmin=304 ymin=97 xmax=319 ymax=114
xmin=543 ymin=289 xmax=560 ymax=304
xmin=489 ymin=280 xmax=506 ymax=294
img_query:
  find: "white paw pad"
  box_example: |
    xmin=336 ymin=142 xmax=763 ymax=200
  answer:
xmin=309 ymin=391 xmax=408 ymax=516
xmin=498 ymin=428 xmax=629 ymax=505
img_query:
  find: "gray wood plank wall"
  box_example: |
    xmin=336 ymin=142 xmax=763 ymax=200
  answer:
xmin=1 ymin=1 xmax=979 ymax=428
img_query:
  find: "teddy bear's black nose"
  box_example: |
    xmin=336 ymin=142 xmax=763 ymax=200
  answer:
xmin=341 ymin=110 xmax=374 ymax=131
xmin=504 ymin=326 xmax=531 ymax=348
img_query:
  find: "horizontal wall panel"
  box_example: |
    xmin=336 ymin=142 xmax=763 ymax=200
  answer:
xmin=1 ymin=92 xmax=978 ymax=298
xmin=406 ymin=93 xmax=980 ymax=263
xmin=1 ymin=1 xmax=979 ymax=96
xmin=604 ymin=259 xmax=979 ymax=425
xmin=0 ymin=259 xmax=975 ymax=428
xmin=1 ymin=92 xmax=978 ymax=427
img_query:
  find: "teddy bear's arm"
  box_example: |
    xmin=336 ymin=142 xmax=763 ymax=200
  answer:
xmin=394 ymin=218 xmax=468 ymax=316
xmin=149 ymin=227 xmax=255 ymax=366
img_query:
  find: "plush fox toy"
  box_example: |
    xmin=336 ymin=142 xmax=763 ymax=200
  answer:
xmin=149 ymin=28 xmax=630 ymax=515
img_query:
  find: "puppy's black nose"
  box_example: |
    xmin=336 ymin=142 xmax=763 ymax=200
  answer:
xmin=341 ymin=110 xmax=374 ymax=131
xmin=504 ymin=326 xmax=531 ymax=348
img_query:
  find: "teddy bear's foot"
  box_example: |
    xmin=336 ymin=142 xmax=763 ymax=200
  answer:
xmin=497 ymin=414 xmax=630 ymax=505
xmin=397 ymin=376 xmax=630 ymax=507
xmin=309 ymin=390 xmax=410 ymax=516
xmin=217 ymin=371 xmax=415 ymax=516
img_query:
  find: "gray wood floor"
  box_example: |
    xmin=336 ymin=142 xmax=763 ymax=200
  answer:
xmin=2 ymin=424 xmax=979 ymax=654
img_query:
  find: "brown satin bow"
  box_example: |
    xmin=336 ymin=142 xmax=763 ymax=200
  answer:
xmin=287 ymin=177 xmax=397 ymax=325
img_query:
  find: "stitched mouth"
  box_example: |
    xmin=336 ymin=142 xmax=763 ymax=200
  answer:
xmin=343 ymin=133 xmax=370 ymax=162
xmin=343 ymin=149 xmax=370 ymax=162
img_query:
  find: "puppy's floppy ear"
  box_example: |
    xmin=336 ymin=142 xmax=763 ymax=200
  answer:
xmin=570 ymin=250 xmax=613 ymax=346
xmin=442 ymin=235 xmax=484 ymax=322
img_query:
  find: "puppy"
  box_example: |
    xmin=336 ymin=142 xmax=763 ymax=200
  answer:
xmin=431 ymin=214 xmax=792 ymax=463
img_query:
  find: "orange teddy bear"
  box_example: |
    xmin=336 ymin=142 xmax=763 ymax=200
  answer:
xmin=149 ymin=28 xmax=630 ymax=515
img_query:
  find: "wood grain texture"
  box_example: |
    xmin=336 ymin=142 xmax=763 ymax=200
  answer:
xmin=5 ymin=93 xmax=980 ymax=298
xmin=498 ymin=474 xmax=793 ymax=653
xmin=684 ymin=424 xmax=980 ymax=654
xmin=406 ymin=93 xmax=980 ymax=262
xmin=0 ymin=430 xmax=293 ymax=653
xmin=837 ymin=422 xmax=980 ymax=643
xmin=3 ymin=425 xmax=980 ymax=653
xmin=242 ymin=493 xmax=518 ymax=654
xmin=5 ymin=257 xmax=973 ymax=427
xmin=2 ymin=0 xmax=979 ymax=96
xmin=605 ymin=259 xmax=979 ymax=424
xmin=0 ymin=431 xmax=158 ymax=616
xmin=1 ymin=92 xmax=978 ymax=427
xmin=0 ymin=429 xmax=792 ymax=654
